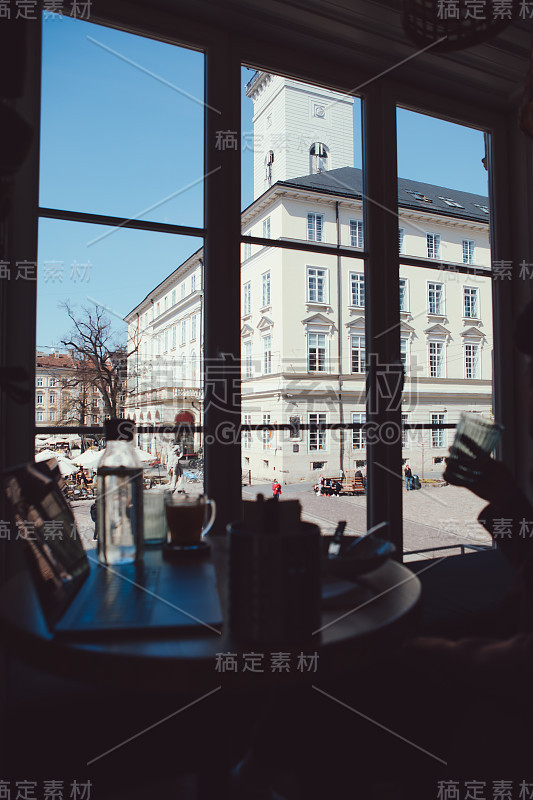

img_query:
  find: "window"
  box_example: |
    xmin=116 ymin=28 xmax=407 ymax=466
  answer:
xmin=49 ymin=378 xmax=56 ymax=387
xmin=307 ymin=212 xmax=323 ymax=242
xmin=49 ymin=411 xmax=56 ymax=421
xmin=400 ymin=338 xmax=409 ymax=372
xmin=438 ymin=197 xmax=464 ymax=208
xmin=350 ymin=219 xmax=363 ymax=248
xmin=36 ymin=394 xmax=44 ymax=405
xmin=289 ymin=415 xmax=301 ymax=440
xmin=243 ymin=413 xmax=251 ymax=449
xmin=431 ymin=413 xmax=446 ymax=448
xmin=350 ymin=273 xmax=365 ymax=307
xmin=36 ymin=411 xmax=43 ymax=422
xmin=263 ymin=413 xmax=271 ymax=450
xmin=244 ymin=340 xmax=253 ymax=378
xmin=49 ymin=393 xmax=56 ymax=405
xmin=191 ymin=351 xmax=197 ymax=382
xmin=156 ymin=302 xmax=160 ymax=316
xmin=307 ymin=267 xmax=327 ymax=303
xmin=164 ymin=330 xmax=168 ymax=352
xmin=262 ymin=272 xmax=271 ymax=307
xmin=263 ymin=217 xmax=271 ymax=239
xmin=191 ymin=274 xmax=196 ymax=293
xmin=309 ymin=412 xmax=327 ymax=451
xmin=463 ymin=287 xmax=479 ymax=318
xmin=399 ymin=278 xmax=408 ymax=311
xmin=36 ymin=377 xmax=43 ymax=386
xmin=308 ymin=332 xmax=326 ymax=372
xmin=243 ymin=239 xmax=251 ymax=261
xmin=164 ymin=296 xmax=168 ymax=311
xmin=428 ymin=282 xmax=444 ymax=314
xmin=263 ymin=335 xmax=272 ymax=374
xmin=181 ymin=283 xmax=186 ymax=299
xmin=465 ymin=343 xmax=480 ymax=379
xmin=401 ymin=413 xmax=409 ymax=448
xmin=351 ymin=334 xmax=366 ymax=374
xmin=243 ymin=281 xmax=251 ymax=315
xmin=399 ymin=228 xmax=405 ymax=254
xmin=429 ymin=342 xmax=445 ymax=378
xmin=172 ymin=325 xmax=177 ymax=349
xmin=462 ymin=239 xmax=475 ymax=264
xmin=181 ymin=320 xmax=186 ymax=345
xmin=310 ymin=142 xmax=328 ymax=173
xmin=352 ymin=412 xmax=366 ymax=450
xmin=427 ymin=233 xmax=441 ymax=259
xmin=171 ymin=289 xmax=176 ymax=306
xmin=191 ymin=315 xmax=197 ymax=340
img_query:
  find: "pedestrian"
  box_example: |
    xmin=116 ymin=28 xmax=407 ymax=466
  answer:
xmin=272 ymin=479 xmax=282 ymax=501
xmin=167 ymin=445 xmax=183 ymax=493
xmin=404 ymin=463 xmax=412 ymax=491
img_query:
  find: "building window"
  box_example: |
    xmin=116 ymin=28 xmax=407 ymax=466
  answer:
xmin=191 ymin=274 xmax=196 ymax=293
xmin=309 ymin=412 xmax=327 ymax=451
xmin=399 ymin=278 xmax=408 ymax=311
xmin=243 ymin=281 xmax=251 ymax=315
xmin=164 ymin=296 xmax=168 ymax=311
xmin=462 ymin=239 xmax=475 ymax=264
xmin=36 ymin=394 xmax=44 ymax=405
xmin=309 ymin=142 xmax=328 ymax=173
xmin=263 ymin=217 xmax=271 ymax=239
xmin=244 ymin=340 xmax=253 ymax=378
xmin=350 ymin=219 xmax=363 ymax=248
xmin=401 ymin=413 xmax=409 ymax=448
xmin=289 ymin=415 xmax=301 ymax=440
xmin=428 ymin=282 xmax=444 ymax=314
xmin=243 ymin=413 xmax=252 ymax=449
xmin=191 ymin=315 xmax=197 ymax=340
xmin=262 ymin=272 xmax=271 ymax=308
xmin=49 ymin=411 xmax=56 ymax=421
xmin=438 ymin=197 xmax=464 ymax=209
xmin=427 ymin=233 xmax=441 ymax=260
xmin=49 ymin=378 xmax=56 ymax=387
xmin=350 ymin=273 xmax=365 ymax=307
xmin=307 ymin=212 xmax=324 ymax=242
xmin=263 ymin=335 xmax=272 ymax=374
xmin=181 ymin=320 xmax=186 ymax=345
xmin=172 ymin=326 xmax=177 ymax=349
xmin=49 ymin=393 xmax=56 ymax=405
xmin=36 ymin=411 xmax=43 ymax=422
xmin=465 ymin=343 xmax=480 ymax=379
xmin=156 ymin=302 xmax=160 ymax=316
xmin=171 ymin=289 xmax=176 ymax=305
xmin=307 ymin=267 xmax=327 ymax=303
xmin=164 ymin=330 xmax=168 ymax=352
xmin=399 ymin=228 xmax=405 ymax=254
xmin=431 ymin=413 xmax=446 ymax=448
xmin=181 ymin=283 xmax=186 ymax=299
xmin=463 ymin=286 xmax=479 ymax=318
xmin=350 ymin=334 xmax=366 ymax=374
xmin=429 ymin=342 xmax=445 ymax=378
xmin=263 ymin=413 xmax=271 ymax=450
xmin=400 ymin=338 xmax=409 ymax=372
xmin=243 ymin=238 xmax=251 ymax=261
xmin=352 ymin=412 xmax=366 ymax=450
xmin=36 ymin=377 xmax=43 ymax=386
xmin=308 ymin=332 xmax=326 ymax=372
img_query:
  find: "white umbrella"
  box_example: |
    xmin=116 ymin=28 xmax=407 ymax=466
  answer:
xmin=35 ymin=449 xmax=61 ymax=462
xmin=134 ymin=447 xmax=157 ymax=463
xmin=72 ymin=450 xmax=103 ymax=469
xmin=57 ymin=459 xmax=80 ymax=476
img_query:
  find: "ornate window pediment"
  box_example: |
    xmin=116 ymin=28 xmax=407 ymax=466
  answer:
xmin=424 ymin=323 xmax=450 ymax=337
xmin=303 ymin=313 xmax=335 ymax=334
xmin=257 ymin=315 xmax=274 ymax=332
xmin=345 ymin=315 xmax=365 ymax=330
xmin=241 ymin=323 xmax=254 ymax=337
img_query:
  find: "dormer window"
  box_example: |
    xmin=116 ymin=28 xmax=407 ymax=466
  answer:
xmin=310 ymin=142 xmax=328 ymax=173
xmin=438 ymin=196 xmax=465 ymax=209
xmin=405 ymin=190 xmax=432 ymax=203
xmin=473 ymin=203 xmax=489 ymax=214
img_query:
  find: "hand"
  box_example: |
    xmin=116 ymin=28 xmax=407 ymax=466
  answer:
xmin=443 ymin=437 xmax=515 ymax=505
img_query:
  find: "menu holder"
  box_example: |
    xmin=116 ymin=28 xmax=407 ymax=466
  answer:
xmin=227 ymin=495 xmax=321 ymax=647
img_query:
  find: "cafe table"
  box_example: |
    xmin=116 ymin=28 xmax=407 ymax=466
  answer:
xmin=0 ymin=535 xmax=422 ymax=797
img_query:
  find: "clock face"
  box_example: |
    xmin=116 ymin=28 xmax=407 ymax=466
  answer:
xmin=314 ymin=105 xmax=325 ymax=118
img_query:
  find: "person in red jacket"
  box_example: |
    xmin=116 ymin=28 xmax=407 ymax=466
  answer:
xmin=271 ymin=479 xmax=282 ymax=501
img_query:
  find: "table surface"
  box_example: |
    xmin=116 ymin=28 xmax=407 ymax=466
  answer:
xmin=0 ymin=535 xmax=421 ymax=690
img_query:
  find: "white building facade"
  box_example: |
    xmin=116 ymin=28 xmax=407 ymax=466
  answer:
xmin=125 ymin=72 xmax=492 ymax=480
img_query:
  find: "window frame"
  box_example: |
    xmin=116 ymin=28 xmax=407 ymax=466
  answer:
xmin=307 ymin=331 xmax=327 ymax=372
xmin=428 ymin=340 xmax=445 ymax=378
xmin=350 ymin=272 xmax=365 ymax=308
xmin=243 ymin=281 xmax=251 ymax=315
xmin=261 ymin=271 xmax=271 ymax=309
xmin=306 ymin=266 xmax=328 ymax=304
xmin=426 ymin=232 xmax=441 ymax=260
xmin=463 ymin=286 xmax=479 ymax=319
xmin=431 ymin=413 xmax=446 ymax=448
xmin=307 ymin=212 xmax=324 ymax=242
xmin=309 ymin=412 xmax=327 ymax=451
xmin=427 ymin=281 xmax=445 ymax=315
xmin=350 ymin=333 xmax=366 ymax=374
xmin=349 ymin=219 xmax=363 ymax=249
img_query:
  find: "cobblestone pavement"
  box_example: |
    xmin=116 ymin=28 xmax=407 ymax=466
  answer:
xmin=243 ymin=481 xmax=492 ymax=559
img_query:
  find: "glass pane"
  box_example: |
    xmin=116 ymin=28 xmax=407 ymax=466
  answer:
xmin=396 ymin=109 xmax=492 ymax=559
xmin=240 ymin=242 xmax=367 ymax=532
xmin=40 ymin=17 xmax=204 ymax=227
xmin=241 ymin=67 xmax=363 ymax=248
xmin=36 ymin=219 xmax=205 ymax=505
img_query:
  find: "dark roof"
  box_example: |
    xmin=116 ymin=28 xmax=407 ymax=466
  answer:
xmin=280 ymin=167 xmax=489 ymax=223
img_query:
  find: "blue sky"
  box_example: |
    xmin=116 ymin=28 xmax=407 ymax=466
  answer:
xmin=37 ymin=16 xmax=489 ymax=349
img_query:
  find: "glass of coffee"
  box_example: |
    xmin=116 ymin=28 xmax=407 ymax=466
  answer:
xmin=165 ymin=494 xmax=216 ymax=547
xmin=445 ymin=412 xmax=504 ymax=486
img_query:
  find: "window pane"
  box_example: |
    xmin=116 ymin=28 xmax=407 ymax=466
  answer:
xmin=41 ymin=18 xmax=204 ymax=227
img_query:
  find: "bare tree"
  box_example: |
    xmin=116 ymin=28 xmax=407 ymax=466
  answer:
xmin=60 ymin=303 xmax=138 ymax=419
